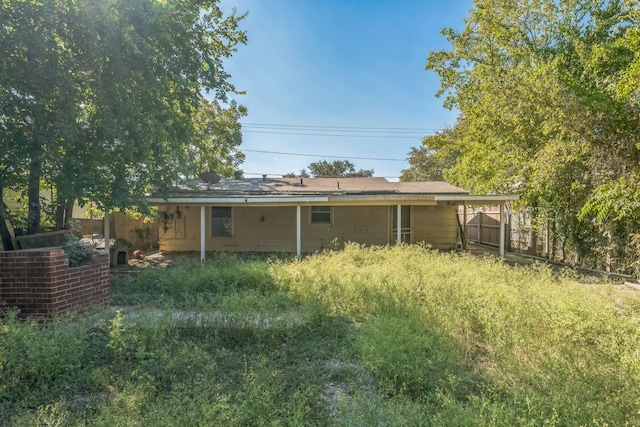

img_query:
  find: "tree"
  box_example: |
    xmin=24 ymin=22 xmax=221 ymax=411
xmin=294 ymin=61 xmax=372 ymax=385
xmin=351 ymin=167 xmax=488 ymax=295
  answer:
xmin=401 ymin=128 xmax=459 ymax=182
xmin=306 ymin=160 xmax=373 ymax=178
xmin=0 ymin=0 xmax=247 ymax=240
xmin=425 ymin=0 xmax=640 ymax=272
xmin=283 ymin=169 xmax=310 ymax=178
xmin=0 ymin=0 xmax=84 ymax=234
xmin=189 ymin=99 xmax=247 ymax=178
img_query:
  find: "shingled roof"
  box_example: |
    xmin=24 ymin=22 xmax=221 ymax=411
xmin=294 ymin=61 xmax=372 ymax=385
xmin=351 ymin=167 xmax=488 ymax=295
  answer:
xmin=162 ymin=177 xmax=469 ymax=197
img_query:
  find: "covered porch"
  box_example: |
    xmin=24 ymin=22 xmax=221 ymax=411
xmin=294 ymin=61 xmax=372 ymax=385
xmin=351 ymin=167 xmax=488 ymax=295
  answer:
xmin=146 ymin=193 xmax=518 ymax=262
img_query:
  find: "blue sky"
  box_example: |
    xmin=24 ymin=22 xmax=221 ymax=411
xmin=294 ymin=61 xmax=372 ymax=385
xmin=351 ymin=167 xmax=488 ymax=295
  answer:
xmin=219 ymin=0 xmax=473 ymax=180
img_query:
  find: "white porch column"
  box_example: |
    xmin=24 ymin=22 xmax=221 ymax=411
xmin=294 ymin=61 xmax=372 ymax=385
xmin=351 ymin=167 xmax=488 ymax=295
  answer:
xmin=296 ymin=205 xmax=301 ymax=258
xmin=396 ymin=204 xmax=402 ymax=245
xmin=103 ymin=210 xmax=110 ymax=265
xmin=463 ymin=204 xmax=468 ymax=250
xmin=200 ymin=205 xmax=206 ymax=263
xmin=499 ymin=202 xmax=505 ymax=257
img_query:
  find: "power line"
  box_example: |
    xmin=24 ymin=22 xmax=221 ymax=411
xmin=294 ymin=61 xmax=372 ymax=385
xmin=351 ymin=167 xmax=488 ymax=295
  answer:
xmin=242 ymin=130 xmax=423 ymax=138
xmin=240 ymin=122 xmax=442 ymax=138
xmin=241 ymin=122 xmax=443 ymax=132
xmin=243 ymin=149 xmax=406 ymax=162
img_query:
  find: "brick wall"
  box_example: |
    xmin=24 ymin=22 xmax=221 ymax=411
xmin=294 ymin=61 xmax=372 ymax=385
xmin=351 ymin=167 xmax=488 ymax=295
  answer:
xmin=0 ymin=248 xmax=110 ymax=318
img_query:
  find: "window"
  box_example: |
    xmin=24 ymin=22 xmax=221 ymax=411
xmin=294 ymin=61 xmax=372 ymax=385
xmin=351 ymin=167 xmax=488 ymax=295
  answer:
xmin=311 ymin=206 xmax=331 ymax=224
xmin=212 ymin=207 xmax=232 ymax=237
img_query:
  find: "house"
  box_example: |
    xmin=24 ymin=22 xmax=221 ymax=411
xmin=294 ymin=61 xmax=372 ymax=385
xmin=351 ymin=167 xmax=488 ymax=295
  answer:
xmin=146 ymin=176 xmax=519 ymax=260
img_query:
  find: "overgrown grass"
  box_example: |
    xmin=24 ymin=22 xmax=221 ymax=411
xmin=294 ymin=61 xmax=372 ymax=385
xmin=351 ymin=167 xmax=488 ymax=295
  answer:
xmin=2 ymin=245 xmax=640 ymax=425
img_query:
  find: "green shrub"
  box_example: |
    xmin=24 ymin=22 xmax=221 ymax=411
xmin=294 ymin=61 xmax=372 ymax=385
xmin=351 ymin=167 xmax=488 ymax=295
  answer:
xmin=63 ymin=232 xmax=93 ymax=267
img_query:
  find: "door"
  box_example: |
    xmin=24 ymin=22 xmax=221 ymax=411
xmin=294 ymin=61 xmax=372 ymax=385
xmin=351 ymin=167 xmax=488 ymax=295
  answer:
xmin=391 ymin=206 xmax=412 ymax=244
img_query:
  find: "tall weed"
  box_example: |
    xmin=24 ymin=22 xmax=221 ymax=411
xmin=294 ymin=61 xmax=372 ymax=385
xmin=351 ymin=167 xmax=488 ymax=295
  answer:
xmin=113 ymin=253 xmax=279 ymax=309
xmin=0 ymin=311 xmax=103 ymax=419
xmin=4 ymin=245 xmax=640 ymax=425
xmin=272 ymin=243 xmax=640 ymax=426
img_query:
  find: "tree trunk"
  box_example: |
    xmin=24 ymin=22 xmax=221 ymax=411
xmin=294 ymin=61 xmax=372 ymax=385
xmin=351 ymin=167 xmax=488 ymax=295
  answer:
xmin=604 ymin=222 xmax=614 ymax=273
xmin=0 ymin=185 xmax=15 ymax=251
xmin=55 ymin=199 xmax=66 ymax=229
xmin=26 ymin=155 xmax=42 ymax=235
xmin=64 ymin=198 xmax=74 ymax=228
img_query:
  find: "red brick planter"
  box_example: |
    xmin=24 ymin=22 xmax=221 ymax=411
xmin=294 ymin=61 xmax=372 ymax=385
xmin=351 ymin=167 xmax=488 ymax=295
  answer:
xmin=0 ymin=248 xmax=110 ymax=318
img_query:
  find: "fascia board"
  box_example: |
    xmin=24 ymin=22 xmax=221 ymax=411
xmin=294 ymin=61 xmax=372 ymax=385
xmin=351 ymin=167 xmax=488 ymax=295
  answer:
xmin=433 ymin=195 xmax=520 ymax=203
xmin=146 ymin=196 xmax=329 ymax=205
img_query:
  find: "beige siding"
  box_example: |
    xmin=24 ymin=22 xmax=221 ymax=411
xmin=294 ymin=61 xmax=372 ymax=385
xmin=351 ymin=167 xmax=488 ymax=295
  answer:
xmin=301 ymin=206 xmax=389 ymax=251
xmin=158 ymin=205 xmax=200 ymax=252
xmin=412 ymin=205 xmax=459 ymax=250
xmin=158 ymin=204 xmax=458 ymax=253
xmin=158 ymin=205 xmax=389 ymax=253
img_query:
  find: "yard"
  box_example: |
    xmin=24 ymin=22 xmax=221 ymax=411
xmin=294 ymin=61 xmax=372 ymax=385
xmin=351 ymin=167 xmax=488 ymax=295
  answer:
xmin=2 ymin=244 xmax=640 ymax=426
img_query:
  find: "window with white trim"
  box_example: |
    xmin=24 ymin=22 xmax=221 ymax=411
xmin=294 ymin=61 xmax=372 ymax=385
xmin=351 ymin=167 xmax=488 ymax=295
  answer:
xmin=310 ymin=206 xmax=331 ymax=224
xmin=211 ymin=207 xmax=232 ymax=237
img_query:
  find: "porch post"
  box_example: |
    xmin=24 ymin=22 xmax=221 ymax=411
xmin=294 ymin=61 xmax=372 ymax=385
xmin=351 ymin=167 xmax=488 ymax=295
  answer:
xmin=296 ymin=205 xmax=301 ymax=258
xmin=396 ymin=204 xmax=402 ymax=245
xmin=200 ymin=205 xmax=205 ymax=263
xmin=463 ymin=204 xmax=468 ymax=250
xmin=499 ymin=202 xmax=505 ymax=257
xmin=103 ymin=210 xmax=110 ymax=266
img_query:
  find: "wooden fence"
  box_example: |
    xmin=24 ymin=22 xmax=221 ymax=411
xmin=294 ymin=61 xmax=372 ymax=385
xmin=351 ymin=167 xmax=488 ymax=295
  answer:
xmin=76 ymin=212 xmax=159 ymax=250
xmin=460 ymin=207 xmax=506 ymax=248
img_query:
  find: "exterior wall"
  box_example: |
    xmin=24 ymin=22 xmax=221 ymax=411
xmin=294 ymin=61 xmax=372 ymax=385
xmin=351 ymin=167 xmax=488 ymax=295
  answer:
xmin=300 ymin=206 xmax=389 ymax=251
xmin=412 ymin=205 xmax=459 ymax=250
xmin=158 ymin=205 xmax=389 ymax=253
xmin=0 ymin=248 xmax=110 ymax=318
xmin=158 ymin=204 xmax=460 ymax=253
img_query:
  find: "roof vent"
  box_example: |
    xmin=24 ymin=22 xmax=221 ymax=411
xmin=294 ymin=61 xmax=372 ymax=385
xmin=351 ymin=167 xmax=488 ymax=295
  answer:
xmin=234 ymin=170 xmax=243 ymax=180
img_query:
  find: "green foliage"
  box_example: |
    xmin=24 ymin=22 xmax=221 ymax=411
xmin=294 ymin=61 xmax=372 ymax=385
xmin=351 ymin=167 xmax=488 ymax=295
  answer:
xmin=0 ymin=311 xmax=96 ymax=416
xmin=304 ymin=159 xmax=374 ymax=178
xmin=0 ymin=0 xmax=247 ymax=235
xmin=112 ymin=253 xmax=284 ymax=309
xmin=419 ymin=0 xmax=640 ymax=274
xmin=190 ymin=98 xmax=247 ymax=178
xmin=272 ymin=244 xmax=640 ymax=425
xmin=3 ymin=246 xmax=640 ymax=425
xmin=357 ymin=313 xmax=467 ymax=398
xmin=62 ymin=232 xmax=93 ymax=267
xmin=401 ymin=128 xmax=460 ymax=182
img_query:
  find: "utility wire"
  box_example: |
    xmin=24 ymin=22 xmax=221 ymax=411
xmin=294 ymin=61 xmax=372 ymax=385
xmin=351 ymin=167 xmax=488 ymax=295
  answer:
xmin=243 ymin=149 xmax=406 ymax=162
xmin=241 ymin=122 xmax=443 ymax=132
xmin=242 ymin=130 xmax=423 ymax=138
xmin=240 ymin=122 xmax=442 ymax=138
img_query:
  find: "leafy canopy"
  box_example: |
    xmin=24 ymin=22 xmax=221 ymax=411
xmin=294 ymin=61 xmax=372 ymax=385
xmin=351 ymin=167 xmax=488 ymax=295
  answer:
xmin=412 ymin=0 xmax=640 ymax=273
xmin=0 ymin=0 xmax=247 ymax=236
xmin=285 ymin=160 xmax=374 ymax=178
